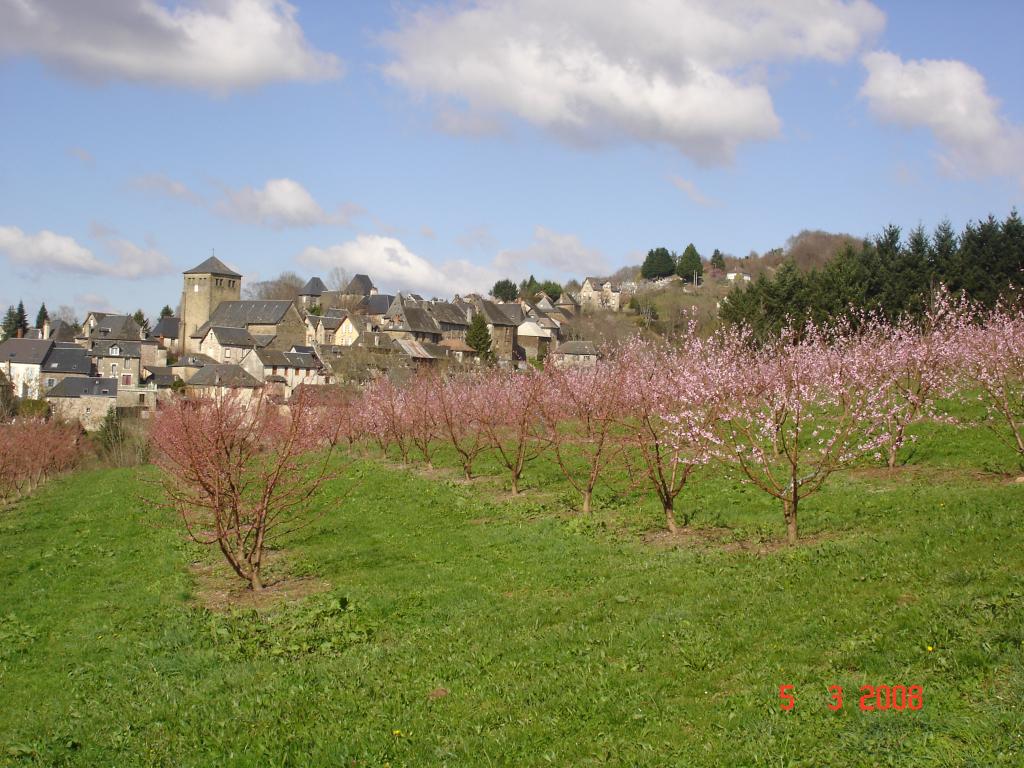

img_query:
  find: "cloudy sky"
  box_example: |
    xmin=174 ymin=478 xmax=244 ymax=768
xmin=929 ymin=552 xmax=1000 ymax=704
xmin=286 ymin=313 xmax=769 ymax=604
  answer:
xmin=1 ymin=0 xmax=1022 ymax=317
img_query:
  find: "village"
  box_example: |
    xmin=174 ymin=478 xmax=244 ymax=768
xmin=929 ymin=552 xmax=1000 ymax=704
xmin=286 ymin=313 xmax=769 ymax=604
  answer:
xmin=0 ymin=256 xmax=647 ymax=430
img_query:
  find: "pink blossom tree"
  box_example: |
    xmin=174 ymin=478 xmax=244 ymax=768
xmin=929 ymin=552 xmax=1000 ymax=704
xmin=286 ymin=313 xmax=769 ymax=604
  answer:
xmin=405 ymin=370 xmax=441 ymax=468
xmin=431 ymin=373 xmax=489 ymax=479
xmin=150 ymin=387 xmax=345 ymax=591
xmin=474 ymin=368 xmax=549 ymax=494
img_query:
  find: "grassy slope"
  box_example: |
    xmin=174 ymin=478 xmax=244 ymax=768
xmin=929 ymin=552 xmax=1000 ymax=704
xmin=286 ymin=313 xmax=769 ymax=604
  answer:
xmin=1 ymin=420 xmax=1023 ymax=767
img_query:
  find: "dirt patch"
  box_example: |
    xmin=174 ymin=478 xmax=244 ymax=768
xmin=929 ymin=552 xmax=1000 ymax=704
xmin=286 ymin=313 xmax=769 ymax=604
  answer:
xmin=643 ymin=525 xmax=835 ymax=555
xmin=847 ymin=465 xmax=1008 ymax=485
xmin=189 ymin=554 xmax=330 ymax=612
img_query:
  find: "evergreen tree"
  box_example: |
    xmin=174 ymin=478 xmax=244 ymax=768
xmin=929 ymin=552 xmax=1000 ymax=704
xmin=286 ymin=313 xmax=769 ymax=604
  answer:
xmin=35 ymin=303 xmax=49 ymax=329
xmin=710 ymin=249 xmax=726 ymax=271
xmin=518 ymin=275 xmax=541 ymax=298
xmin=676 ymin=243 xmax=703 ymax=283
xmin=641 ymin=247 xmax=676 ymax=279
xmin=465 ymin=313 xmax=493 ymax=361
xmin=159 ymin=305 xmax=174 ymax=318
xmin=537 ymin=280 xmax=562 ymax=301
xmin=1 ymin=306 xmax=17 ymax=340
xmin=132 ymin=309 xmax=151 ymax=335
xmin=491 ymin=278 xmax=518 ymax=302
xmin=14 ymin=301 xmax=28 ymax=335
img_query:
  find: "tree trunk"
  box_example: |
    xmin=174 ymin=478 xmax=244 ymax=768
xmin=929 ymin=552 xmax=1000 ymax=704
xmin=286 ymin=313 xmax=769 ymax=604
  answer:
xmin=581 ymin=489 xmax=592 ymax=515
xmin=250 ymin=567 xmax=264 ymax=592
xmin=784 ymin=498 xmax=798 ymax=545
xmin=664 ymin=499 xmax=678 ymax=534
xmin=510 ymin=473 xmax=520 ymax=495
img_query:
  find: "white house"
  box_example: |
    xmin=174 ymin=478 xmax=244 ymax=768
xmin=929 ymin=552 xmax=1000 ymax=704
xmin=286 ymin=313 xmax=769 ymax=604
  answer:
xmin=0 ymin=338 xmax=53 ymax=399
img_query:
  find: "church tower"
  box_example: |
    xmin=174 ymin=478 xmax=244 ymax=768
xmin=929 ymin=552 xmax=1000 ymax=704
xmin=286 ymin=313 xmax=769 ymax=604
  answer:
xmin=178 ymin=256 xmax=242 ymax=355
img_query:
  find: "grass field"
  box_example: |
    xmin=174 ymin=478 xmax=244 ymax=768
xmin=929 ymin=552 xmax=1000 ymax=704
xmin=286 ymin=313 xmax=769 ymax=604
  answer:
xmin=2 ymin=417 xmax=1023 ymax=766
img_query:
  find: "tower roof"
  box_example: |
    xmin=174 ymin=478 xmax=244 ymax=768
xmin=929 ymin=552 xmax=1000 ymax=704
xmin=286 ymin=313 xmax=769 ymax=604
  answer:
xmin=184 ymin=256 xmax=241 ymax=278
xmin=299 ymin=276 xmax=328 ymax=296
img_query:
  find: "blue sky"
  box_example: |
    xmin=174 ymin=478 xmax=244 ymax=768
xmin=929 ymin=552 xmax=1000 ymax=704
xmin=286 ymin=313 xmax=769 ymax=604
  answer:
xmin=1 ymin=0 xmax=1022 ymax=320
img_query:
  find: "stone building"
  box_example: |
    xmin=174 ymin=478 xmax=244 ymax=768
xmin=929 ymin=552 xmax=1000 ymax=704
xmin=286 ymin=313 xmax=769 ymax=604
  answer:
xmin=178 ymin=256 xmax=242 ymax=354
xmin=190 ymin=300 xmax=306 ymax=352
xmin=0 ymin=338 xmax=52 ymax=399
xmin=46 ymin=377 xmax=117 ymax=431
xmin=579 ymin=278 xmax=624 ymax=312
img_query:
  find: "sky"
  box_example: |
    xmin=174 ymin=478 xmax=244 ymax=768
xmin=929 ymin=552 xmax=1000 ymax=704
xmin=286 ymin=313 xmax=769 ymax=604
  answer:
xmin=1 ymin=0 xmax=1022 ymax=320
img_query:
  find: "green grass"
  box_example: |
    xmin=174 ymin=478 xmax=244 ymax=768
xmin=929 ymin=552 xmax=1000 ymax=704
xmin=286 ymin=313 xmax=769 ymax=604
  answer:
xmin=1 ymin=418 xmax=1023 ymax=766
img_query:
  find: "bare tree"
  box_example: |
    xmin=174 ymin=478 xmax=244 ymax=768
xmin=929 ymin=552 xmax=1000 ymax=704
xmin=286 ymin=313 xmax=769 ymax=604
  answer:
xmin=244 ymin=271 xmax=306 ymax=301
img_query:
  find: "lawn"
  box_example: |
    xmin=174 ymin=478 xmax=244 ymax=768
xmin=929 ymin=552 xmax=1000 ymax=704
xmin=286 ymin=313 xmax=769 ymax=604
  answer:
xmin=1 ymin=418 xmax=1022 ymax=766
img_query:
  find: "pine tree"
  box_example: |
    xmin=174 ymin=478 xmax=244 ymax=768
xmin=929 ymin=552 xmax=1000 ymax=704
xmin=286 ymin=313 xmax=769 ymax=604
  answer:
xmin=491 ymin=279 xmax=518 ymax=302
xmin=35 ymin=303 xmax=49 ymax=329
xmin=14 ymin=301 xmax=28 ymax=335
xmin=1 ymin=306 xmax=17 ymax=340
xmin=641 ymin=247 xmax=676 ymax=279
xmin=710 ymin=249 xmax=726 ymax=271
xmin=131 ymin=309 xmax=151 ymax=335
xmin=465 ymin=313 xmax=493 ymax=361
xmin=159 ymin=305 xmax=174 ymax=318
xmin=676 ymin=244 xmax=703 ymax=283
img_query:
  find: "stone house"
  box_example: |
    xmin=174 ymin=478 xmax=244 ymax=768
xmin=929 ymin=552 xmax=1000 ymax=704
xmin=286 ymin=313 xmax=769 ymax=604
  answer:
xmin=516 ymin=319 xmax=552 ymax=360
xmin=305 ymin=312 xmax=362 ymax=347
xmin=579 ymin=278 xmax=624 ymax=312
xmin=191 ymin=300 xmax=306 ymax=352
xmin=46 ymin=377 xmax=117 ymax=431
xmin=185 ymin=364 xmax=262 ymax=402
xmin=178 ymin=256 xmax=243 ymax=354
xmin=425 ymin=301 xmax=470 ymax=341
xmin=383 ymin=296 xmax=443 ymax=344
xmin=92 ymin=340 xmax=142 ymax=387
xmin=555 ymin=292 xmax=580 ymax=317
xmin=169 ymin=353 xmax=218 ymax=383
xmin=149 ymin=316 xmax=181 ymax=354
xmin=298 ymin=276 xmax=328 ymax=309
xmin=197 ymin=325 xmax=269 ymax=364
xmin=469 ymin=298 xmax=519 ymax=362
xmin=550 ymin=340 xmax=599 ymax=368
xmin=239 ymin=348 xmax=330 ymax=398
xmin=0 ymin=338 xmax=53 ymax=399
xmin=39 ymin=344 xmax=94 ymax=392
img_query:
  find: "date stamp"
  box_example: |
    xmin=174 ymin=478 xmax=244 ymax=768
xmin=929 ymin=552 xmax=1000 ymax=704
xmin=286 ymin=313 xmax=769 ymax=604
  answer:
xmin=779 ymin=684 xmax=923 ymax=712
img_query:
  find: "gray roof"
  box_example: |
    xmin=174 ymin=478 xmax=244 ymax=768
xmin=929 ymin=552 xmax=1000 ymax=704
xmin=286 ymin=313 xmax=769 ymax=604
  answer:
xmin=557 ymin=341 xmax=598 ymax=356
xmin=394 ymin=339 xmax=437 ymax=360
xmin=47 ymin=377 xmax=117 ymax=398
xmin=48 ymin=320 xmax=77 ymax=342
xmin=173 ymin=353 xmax=218 ymax=368
xmin=498 ymin=303 xmax=525 ymax=324
xmin=207 ymin=326 xmax=258 ymax=347
xmin=290 ymin=345 xmax=315 ymax=354
xmin=92 ymin=340 xmax=142 ymax=358
xmin=150 ymin=316 xmax=180 ymax=339
xmin=427 ymin=301 xmax=469 ymax=326
xmin=42 ymin=345 xmax=92 ymax=374
xmin=142 ymin=366 xmax=176 ymax=387
xmin=187 ymin=364 xmax=261 ymax=388
xmin=255 ymin=349 xmax=319 ymax=369
xmin=356 ymin=294 xmax=394 ymax=316
xmin=87 ymin=315 xmax=143 ymax=341
xmin=0 ymin=338 xmax=54 ymax=365
xmin=299 ymin=276 xmax=328 ymax=296
xmin=192 ymin=300 xmax=294 ymax=338
xmin=184 ymin=256 xmax=241 ymax=277
xmin=344 ymin=274 xmax=375 ymax=296
xmin=473 ymin=299 xmax=517 ymax=327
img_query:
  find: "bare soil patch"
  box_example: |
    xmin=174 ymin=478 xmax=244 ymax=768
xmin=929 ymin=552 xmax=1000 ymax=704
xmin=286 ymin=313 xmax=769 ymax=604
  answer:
xmin=643 ymin=525 xmax=835 ymax=555
xmin=847 ymin=465 xmax=1008 ymax=485
xmin=189 ymin=554 xmax=330 ymax=612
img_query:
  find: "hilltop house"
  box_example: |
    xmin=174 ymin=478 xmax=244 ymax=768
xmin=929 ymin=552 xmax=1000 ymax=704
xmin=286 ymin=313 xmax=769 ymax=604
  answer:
xmin=0 ymin=338 xmax=53 ymax=398
xmin=191 ymin=300 xmax=306 ymax=352
xmin=39 ymin=344 xmax=93 ymax=392
xmin=383 ymin=296 xmax=443 ymax=344
xmin=239 ymin=348 xmax=329 ymax=397
xmin=579 ymin=278 xmax=624 ymax=312
xmin=298 ymin=276 xmax=328 ymax=309
xmin=550 ymin=340 xmax=599 ymax=368
xmin=46 ymin=377 xmax=117 ymax=431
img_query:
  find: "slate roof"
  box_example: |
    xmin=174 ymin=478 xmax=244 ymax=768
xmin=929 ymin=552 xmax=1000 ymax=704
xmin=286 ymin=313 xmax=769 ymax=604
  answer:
xmin=0 ymin=338 xmax=54 ymax=365
xmin=556 ymin=341 xmax=598 ymax=355
xmin=498 ymin=303 xmax=525 ymax=325
xmin=255 ymin=349 xmax=319 ymax=369
xmin=150 ymin=316 xmax=180 ymax=339
xmin=184 ymin=256 xmax=241 ymax=277
xmin=48 ymin=321 xmax=78 ymax=342
xmin=556 ymin=293 xmax=580 ymax=307
xmin=92 ymin=340 xmax=142 ymax=358
xmin=439 ymin=338 xmax=475 ymax=353
xmin=142 ymin=366 xmax=176 ymax=387
xmin=474 ymin=299 xmax=517 ymax=327
xmin=299 ymin=277 xmax=328 ymax=296
xmin=192 ymin=300 xmax=294 ymax=338
xmin=88 ymin=315 xmax=143 ymax=341
xmin=42 ymin=345 xmax=92 ymax=374
xmin=517 ymin=320 xmax=551 ymax=338
xmin=356 ymin=294 xmax=394 ymax=316
xmin=394 ymin=339 xmax=437 ymax=360
xmin=174 ymin=353 xmax=218 ymax=368
xmin=206 ymin=326 xmax=258 ymax=347
xmin=47 ymin=377 xmax=117 ymax=398
xmin=427 ymin=302 xmax=470 ymax=326
xmin=344 ymin=274 xmax=375 ymax=296
xmin=290 ymin=345 xmax=315 ymax=354
xmin=187 ymin=364 xmax=261 ymax=388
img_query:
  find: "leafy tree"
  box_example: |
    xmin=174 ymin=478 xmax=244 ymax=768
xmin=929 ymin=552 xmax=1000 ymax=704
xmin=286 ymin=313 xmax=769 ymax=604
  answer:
xmin=710 ymin=249 xmax=726 ymax=271
xmin=1 ymin=306 xmax=17 ymax=340
xmin=35 ymin=303 xmax=49 ymax=329
xmin=537 ymin=280 xmax=562 ymax=302
xmin=465 ymin=313 xmax=493 ymax=361
xmin=14 ymin=301 xmax=28 ymax=336
xmin=306 ymin=303 xmax=323 ymax=316
xmin=641 ymin=248 xmax=676 ymax=279
xmin=132 ymin=309 xmax=151 ymax=335
xmin=159 ymin=305 xmax=174 ymax=318
xmin=491 ymin=278 xmax=518 ymax=302
xmin=519 ymin=274 xmax=541 ymax=298
xmin=676 ymin=243 xmax=703 ymax=283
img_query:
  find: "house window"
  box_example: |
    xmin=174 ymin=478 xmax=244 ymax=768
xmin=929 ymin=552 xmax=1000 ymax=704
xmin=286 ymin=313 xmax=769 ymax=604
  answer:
xmin=224 ymin=349 xmax=232 ymax=360
xmin=45 ymin=378 xmax=56 ymax=388
xmin=111 ymin=363 xmax=118 ymax=376
xmin=121 ymin=373 xmax=132 ymax=386
xmin=110 ymin=345 xmax=120 ymax=356
xmin=138 ymin=394 xmax=145 ymax=405
xmin=194 ymin=284 xmax=199 ymax=293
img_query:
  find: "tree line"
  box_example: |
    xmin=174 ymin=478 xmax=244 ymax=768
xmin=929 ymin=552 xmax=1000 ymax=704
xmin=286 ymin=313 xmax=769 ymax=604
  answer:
xmin=720 ymin=211 xmax=1024 ymax=338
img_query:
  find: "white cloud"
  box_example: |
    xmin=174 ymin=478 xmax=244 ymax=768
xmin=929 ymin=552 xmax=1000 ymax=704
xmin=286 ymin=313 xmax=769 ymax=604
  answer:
xmin=494 ymin=226 xmax=608 ymax=276
xmin=383 ymin=0 xmax=884 ymax=163
xmin=297 ymin=235 xmax=499 ymax=297
xmin=670 ymin=175 xmax=718 ymax=207
xmin=217 ymin=178 xmax=364 ymax=228
xmin=0 ymin=225 xmax=173 ymax=278
xmin=861 ymin=51 xmax=1024 ymax=183
xmin=133 ymin=173 xmax=203 ymax=204
xmin=0 ymin=0 xmax=341 ymax=91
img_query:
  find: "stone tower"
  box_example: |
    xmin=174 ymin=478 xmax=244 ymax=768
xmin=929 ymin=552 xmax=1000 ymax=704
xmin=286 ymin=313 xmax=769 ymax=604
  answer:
xmin=178 ymin=256 xmax=242 ymax=354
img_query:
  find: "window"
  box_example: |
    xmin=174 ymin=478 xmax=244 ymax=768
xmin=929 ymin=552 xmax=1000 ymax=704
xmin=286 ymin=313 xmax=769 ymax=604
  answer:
xmin=224 ymin=349 xmax=232 ymax=360
xmin=138 ymin=394 xmax=145 ymax=404
xmin=45 ymin=377 xmax=56 ymax=388
xmin=111 ymin=363 xmax=118 ymax=376
xmin=194 ymin=284 xmax=199 ymax=293
xmin=85 ymin=407 xmax=91 ymax=415
xmin=121 ymin=373 xmax=132 ymax=386
xmin=110 ymin=345 xmax=120 ymax=356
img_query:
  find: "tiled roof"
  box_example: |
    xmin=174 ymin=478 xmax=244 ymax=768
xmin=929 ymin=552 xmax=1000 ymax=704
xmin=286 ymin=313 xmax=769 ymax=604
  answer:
xmin=187 ymin=364 xmax=261 ymax=388
xmin=184 ymin=256 xmax=241 ymax=277
xmin=192 ymin=300 xmax=294 ymax=338
xmin=87 ymin=315 xmax=143 ymax=341
xmin=47 ymin=376 xmax=117 ymax=398
xmin=255 ymin=349 xmax=319 ymax=369
xmin=92 ymin=340 xmax=142 ymax=358
xmin=0 ymin=338 xmax=53 ymax=365
xmin=556 ymin=340 xmax=598 ymax=355
xmin=207 ymin=326 xmax=258 ymax=347
xmin=150 ymin=316 xmax=180 ymax=339
xmin=42 ymin=345 xmax=92 ymax=374
xmin=344 ymin=274 xmax=375 ymax=296
xmin=299 ymin=277 xmax=328 ymax=296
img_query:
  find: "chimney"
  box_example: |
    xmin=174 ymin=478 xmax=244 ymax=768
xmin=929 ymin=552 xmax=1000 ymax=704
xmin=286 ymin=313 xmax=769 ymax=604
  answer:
xmin=42 ymin=318 xmax=50 ymax=340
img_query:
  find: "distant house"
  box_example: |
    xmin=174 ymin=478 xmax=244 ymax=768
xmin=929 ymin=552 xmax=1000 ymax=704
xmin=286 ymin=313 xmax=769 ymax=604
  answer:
xmin=555 ymin=292 xmax=580 ymax=317
xmin=92 ymin=340 xmax=141 ymax=387
xmin=191 ymin=300 xmax=306 ymax=352
xmin=516 ymin=319 xmax=552 ymax=360
xmin=46 ymin=377 xmax=117 ymax=431
xmin=383 ymin=296 xmax=443 ymax=344
xmin=186 ymin=364 xmax=262 ymax=401
xmin=726 ymin=272 xmax=752 ymax=282
xmin=425 ymin=301 xmax=470 ymax=341
xmin=239 ymin=348 xmax=330 ymax=397
xmin=298 ymin=276 xmax=328 ymax=309
xmin=468 ymin=297 xmax=519 ymax=362
xmin=81 ymin=314 xmax=145 ymax=343
xmin=0 ymin=338 xmax=53 ymax=399
xmin=40 ymin=344 xmax=93 ymax=392
xmin=305 ymin=312 xmax=362 ymax=347
xmin=550 ymin=340 xmax=599 ymax=368
xmin=579 ymin=278 xmax=624 ymax=312
xmin=149 ymin=316 xmax=181 ymax=353
xmin=438 ymin=338 xmax=477 ymax=364
xmin=169 ymin=353 xmax=218 ymax=383
xmin=197 ymin=325 xmax=268 ymax=363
